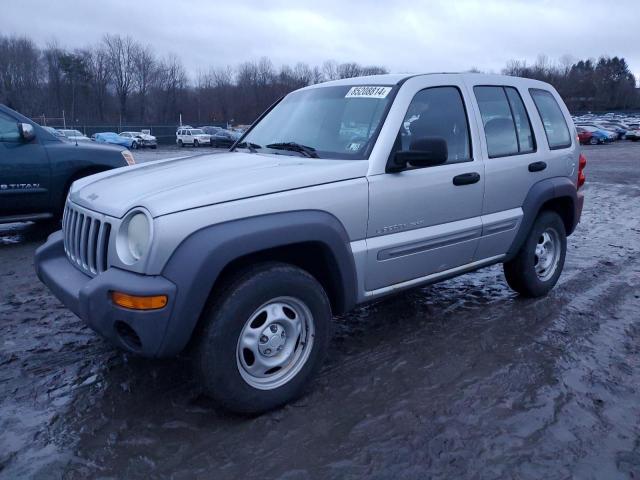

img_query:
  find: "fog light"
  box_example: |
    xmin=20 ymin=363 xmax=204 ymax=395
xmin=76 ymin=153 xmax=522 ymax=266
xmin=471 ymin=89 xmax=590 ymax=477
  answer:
xmin=112 ymin=292 xmax=167 ymax=310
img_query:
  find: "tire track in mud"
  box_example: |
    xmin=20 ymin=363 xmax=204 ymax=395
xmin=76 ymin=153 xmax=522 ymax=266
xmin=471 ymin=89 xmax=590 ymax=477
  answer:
xmin=321 ymin=254 xmax=635 ymax=380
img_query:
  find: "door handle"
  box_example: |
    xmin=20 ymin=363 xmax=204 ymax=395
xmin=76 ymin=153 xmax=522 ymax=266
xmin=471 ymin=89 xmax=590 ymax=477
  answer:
xmin=528 ymin=161 xmax=547 ymax=172
xmin=452 ymin=172 xmax=481 ymax=186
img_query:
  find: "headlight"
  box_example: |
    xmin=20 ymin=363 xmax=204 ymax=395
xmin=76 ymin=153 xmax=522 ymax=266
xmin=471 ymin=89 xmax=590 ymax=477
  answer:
xmin=122 ymin=149 xmax=135 ymax=166
xmin=116 ymin=209 xmax=152 ymax=264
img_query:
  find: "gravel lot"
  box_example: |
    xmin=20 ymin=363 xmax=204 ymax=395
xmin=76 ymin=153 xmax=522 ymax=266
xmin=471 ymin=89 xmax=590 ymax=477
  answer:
xmin=1 ymin=143 xmax=639 ymax=479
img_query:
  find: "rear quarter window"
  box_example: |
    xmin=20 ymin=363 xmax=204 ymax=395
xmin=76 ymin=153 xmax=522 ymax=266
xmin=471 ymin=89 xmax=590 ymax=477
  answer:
xmin=529 ymin=88 xmax=572 ymax=149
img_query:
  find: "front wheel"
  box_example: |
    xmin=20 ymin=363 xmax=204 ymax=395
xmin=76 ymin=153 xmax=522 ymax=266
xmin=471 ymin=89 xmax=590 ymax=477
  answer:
xmin=503 ymin=211 xmax=567 ymax=297
xmin=131 ymin=141 xmax=138 ymax=150
xmin=195 ymin=263 xmax=331 ymax=414
xmin=193 ymin=140 xmax=199 ymax=148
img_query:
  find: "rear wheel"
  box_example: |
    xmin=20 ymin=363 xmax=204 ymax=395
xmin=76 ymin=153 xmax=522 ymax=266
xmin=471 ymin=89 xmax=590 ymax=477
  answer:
xmin=504 ymin=210 xmax=566 ymax=297
xmin=195 ymin=263 xmax=331 ymax=414
xmin=178 ymin=139 xmax=184 ymax=147
xmin=589 ymin=136 xmax=598 ymax=145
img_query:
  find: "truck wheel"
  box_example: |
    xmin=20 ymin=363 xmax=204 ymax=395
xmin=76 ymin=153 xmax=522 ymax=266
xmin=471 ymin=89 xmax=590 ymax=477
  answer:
xmin=196 ymin=263 xmax=331 ymax=414
xmin=193 ymin=140 xmax=199 ymax=148
xmin=178 ymin=140 xmax=184 ymax=147
xmin=503 ymin=210 xmax=566 ymax=297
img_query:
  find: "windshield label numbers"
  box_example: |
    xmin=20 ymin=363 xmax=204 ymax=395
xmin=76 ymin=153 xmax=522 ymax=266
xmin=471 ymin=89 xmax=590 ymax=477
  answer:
xmin=345 ymin=86 xmax=392 ymax=99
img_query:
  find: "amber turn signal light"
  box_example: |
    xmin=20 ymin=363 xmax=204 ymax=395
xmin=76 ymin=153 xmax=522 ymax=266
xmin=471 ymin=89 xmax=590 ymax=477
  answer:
xmin=111 ymin=292 xmax=168 ymax=310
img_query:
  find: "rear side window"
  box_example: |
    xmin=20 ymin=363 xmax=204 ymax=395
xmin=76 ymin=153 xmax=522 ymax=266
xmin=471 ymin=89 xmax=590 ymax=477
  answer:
xmin=474 ymin=86 xmax=535 ymax=157
xmin=505 ymin=88 xmax=535 ymax=153
xmin=529 ymin=88 xmax=572 ymax=149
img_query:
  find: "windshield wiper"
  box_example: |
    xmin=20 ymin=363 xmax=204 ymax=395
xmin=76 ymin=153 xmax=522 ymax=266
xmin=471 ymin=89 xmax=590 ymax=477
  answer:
xmin=266 ymin=142 xmax=319 ymax=158
xmin=235 ymin=141 xmax=261 ymax=153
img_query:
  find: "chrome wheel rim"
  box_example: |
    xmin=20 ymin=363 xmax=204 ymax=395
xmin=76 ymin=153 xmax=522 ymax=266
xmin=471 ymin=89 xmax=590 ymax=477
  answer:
xmin=236 ymin=296 xmax=315 ymax=390
xmin=534 ymin=227 xmax=561 ymax=282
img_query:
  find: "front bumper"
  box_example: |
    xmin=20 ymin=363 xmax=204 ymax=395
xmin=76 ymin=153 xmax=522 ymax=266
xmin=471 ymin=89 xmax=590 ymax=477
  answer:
xmin=35 ymin=231 xmax=178 ymax=357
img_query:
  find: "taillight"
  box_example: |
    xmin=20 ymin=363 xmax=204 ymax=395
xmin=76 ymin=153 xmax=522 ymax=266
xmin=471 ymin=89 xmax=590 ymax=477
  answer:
xmin=577 ymin=153 xmax=587 ymax=189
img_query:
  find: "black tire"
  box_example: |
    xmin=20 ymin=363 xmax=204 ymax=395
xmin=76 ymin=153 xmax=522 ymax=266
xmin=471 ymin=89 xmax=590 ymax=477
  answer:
xmin=589 ymin=136 xmax=598 ymax=145
xmin=503 ymin=210 xmax=567 ymax=297
xmin=193 ymin=140 xmax=199 ymax=148
xmin=131 ymin=141 xmax=138 ymax=150
xmin=195 ymin=262 xmax=332 ymax=414
xmin=178 ymin=139 xmax=184 ymax=148
xmin=151 ymin=145 xmax=157 ymax=149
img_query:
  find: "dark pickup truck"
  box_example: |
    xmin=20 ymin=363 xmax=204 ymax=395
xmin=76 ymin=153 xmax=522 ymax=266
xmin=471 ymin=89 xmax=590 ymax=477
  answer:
xmin=0 ymin=104 xmax=133 ymax=224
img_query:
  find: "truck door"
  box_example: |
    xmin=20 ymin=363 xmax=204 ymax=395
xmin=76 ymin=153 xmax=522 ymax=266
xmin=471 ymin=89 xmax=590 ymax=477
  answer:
xmin=0 ymin=111 xmax=51 ymax=217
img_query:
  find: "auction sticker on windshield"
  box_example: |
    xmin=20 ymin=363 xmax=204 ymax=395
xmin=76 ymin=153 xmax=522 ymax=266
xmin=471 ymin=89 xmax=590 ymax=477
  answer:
xmin=345 ymin=86 xmax=392 ymax=98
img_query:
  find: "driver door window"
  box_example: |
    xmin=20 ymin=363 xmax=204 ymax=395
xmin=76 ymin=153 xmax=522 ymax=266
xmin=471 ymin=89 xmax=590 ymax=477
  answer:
xmin=395 ymin=86 xmax=471 ymax=165
xmin=0 ymin=112 xmax=20 ymax=142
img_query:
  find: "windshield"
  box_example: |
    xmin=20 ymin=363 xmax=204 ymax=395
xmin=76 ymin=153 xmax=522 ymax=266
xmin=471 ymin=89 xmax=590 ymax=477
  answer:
xmin=190 ymin=129 xmax=204 ymax=135
xmin=238 ymin=85 xmax=394 ymax=159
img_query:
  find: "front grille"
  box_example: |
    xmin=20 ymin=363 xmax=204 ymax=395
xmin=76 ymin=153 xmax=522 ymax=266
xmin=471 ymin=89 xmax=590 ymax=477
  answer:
xmin=62 ymin=203 xmax=111 ymax=276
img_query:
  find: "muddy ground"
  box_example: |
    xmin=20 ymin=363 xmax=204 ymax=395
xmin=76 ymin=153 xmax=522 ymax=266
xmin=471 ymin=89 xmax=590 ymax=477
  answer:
xmin=1 ymin=142 xmax=639 ymax=479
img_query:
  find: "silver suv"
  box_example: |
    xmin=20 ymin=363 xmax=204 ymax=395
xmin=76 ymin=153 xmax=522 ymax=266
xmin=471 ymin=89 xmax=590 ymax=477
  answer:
xmin=35 ymin=73 xmax=586 ymax=413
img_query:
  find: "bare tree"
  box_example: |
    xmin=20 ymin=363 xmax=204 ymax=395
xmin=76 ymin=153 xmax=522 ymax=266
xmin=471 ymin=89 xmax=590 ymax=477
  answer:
xmin=322 ymin=60 xmax=339 ymax=81
xmin=103 ymin=34 xmax=138 ymax=121
xmin=156 ymin=54 xmax=187 ymax=123
xmin=0 ymin=35 xmax=42 ymax=111
xmin=133 ymin=45 xmax=157 ymax=122
xmin=86 ymin=45 xmax=111 ymax=121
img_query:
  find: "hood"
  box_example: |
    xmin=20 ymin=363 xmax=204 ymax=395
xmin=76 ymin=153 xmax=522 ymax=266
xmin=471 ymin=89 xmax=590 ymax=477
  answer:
xmin=70 ymin=152 xmax=368 ymax=218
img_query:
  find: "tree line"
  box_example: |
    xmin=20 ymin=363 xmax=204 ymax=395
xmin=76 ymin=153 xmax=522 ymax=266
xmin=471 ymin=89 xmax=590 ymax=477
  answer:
xmin=0 ymin=34 xmax=387 ymax=126
xmin=1 ymin=34 xmax=638 ymax=128
xmin=502 ymin=54 xmax=639 ymax=111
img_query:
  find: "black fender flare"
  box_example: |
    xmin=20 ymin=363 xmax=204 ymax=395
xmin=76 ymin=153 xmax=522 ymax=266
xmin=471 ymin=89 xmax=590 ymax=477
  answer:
xmin=158 ymin=210 xmax=358 ymax=355
xmin=506 ymin=176 xmax=579 ymax=259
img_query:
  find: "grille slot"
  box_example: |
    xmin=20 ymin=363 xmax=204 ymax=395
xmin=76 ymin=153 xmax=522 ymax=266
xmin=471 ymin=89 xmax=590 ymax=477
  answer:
xmin=62 ymin=203 xmax=111 ymax=276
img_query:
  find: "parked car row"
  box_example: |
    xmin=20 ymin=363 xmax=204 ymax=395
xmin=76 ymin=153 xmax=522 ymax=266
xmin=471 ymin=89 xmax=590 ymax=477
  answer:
xmin=176 ymin=126 xmax=241 ymax=148
xmin=90 ymin=131 xmax=157 ymax=149
xmin=38 ymin=127 xmax=158 ymax=149
xmin=573 ymin=112 xmax=640 ymax=145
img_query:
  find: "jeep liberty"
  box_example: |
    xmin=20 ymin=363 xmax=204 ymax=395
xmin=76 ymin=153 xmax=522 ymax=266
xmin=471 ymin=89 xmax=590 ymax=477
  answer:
xmin=35 ymin=74 xmax=586 ymax=413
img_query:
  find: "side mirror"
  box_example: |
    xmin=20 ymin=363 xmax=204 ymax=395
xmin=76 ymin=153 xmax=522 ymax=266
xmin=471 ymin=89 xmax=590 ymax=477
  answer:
xmin=18 ymin=123 xmax=35 ymax=142
xmin=388 ymin=137 xmax=448 ymax=172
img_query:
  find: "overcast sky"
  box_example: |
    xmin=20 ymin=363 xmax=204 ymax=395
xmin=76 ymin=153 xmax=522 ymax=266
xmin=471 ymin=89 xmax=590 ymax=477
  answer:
xmin=5 ymin=0 xmax=640 ymax=81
